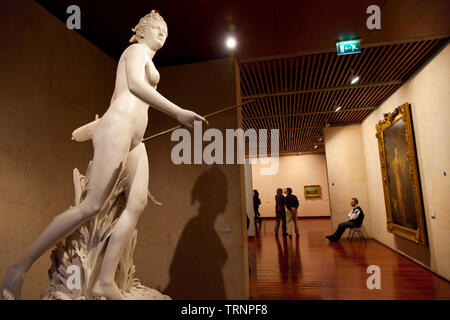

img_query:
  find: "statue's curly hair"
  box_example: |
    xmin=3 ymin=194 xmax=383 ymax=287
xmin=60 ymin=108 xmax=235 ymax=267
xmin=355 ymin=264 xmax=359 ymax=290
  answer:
xmin=129 ymin=10 xmax=167 ymax=43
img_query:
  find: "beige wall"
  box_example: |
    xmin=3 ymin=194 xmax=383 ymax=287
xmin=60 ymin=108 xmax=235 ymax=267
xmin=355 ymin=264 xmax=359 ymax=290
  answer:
xmin=0 ymin=0 xmax=116 ymax=299
xmin=251 ymin=154 xmax=331 ymax=218
xmin=136 ymin=57 xmax=248 ymax=299
xmin=360 ymin=43 xmax=450 ymax=280
xmin=323 ymin=126 xmax=370 ymax=233
xmin=324 ymin=43 xmax=449 ymax=280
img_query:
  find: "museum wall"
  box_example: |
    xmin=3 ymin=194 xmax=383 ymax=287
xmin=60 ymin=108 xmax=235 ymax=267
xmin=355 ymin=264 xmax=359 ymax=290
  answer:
xmin=135 ymin=57 xmax=249 ymax=299
xmin=0 ymin=0 xmax=117 ymax=298
xmin=323 ymin=126 xmax=371 ymax=234
xmin=251 ymin=154 xmax=331 ymax=218
xmin=360 ymin=43 xmax=450 ymax=280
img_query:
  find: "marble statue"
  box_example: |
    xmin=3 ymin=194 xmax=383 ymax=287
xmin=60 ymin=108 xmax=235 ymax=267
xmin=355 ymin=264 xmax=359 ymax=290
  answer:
xmin=1 ymin=10 xmax=206 ymax=300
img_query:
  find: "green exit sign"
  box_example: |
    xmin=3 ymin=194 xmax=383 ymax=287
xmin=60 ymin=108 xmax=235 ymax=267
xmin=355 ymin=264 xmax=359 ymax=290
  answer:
xmin=336 ymin=40 xmax=361 ymax=55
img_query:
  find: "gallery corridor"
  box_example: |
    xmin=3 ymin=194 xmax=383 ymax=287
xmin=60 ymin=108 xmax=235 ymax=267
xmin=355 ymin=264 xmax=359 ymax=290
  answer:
xmin=248 ymin=218 xmax=450 ymax=299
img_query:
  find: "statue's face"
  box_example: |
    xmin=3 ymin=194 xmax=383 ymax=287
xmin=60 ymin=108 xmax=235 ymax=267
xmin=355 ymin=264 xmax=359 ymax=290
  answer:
xmin=142 ymin=20 xmax=167 ymax=50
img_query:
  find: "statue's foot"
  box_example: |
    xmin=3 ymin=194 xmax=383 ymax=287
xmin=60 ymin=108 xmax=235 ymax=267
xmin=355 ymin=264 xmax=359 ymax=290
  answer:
xmin=1 ymin=263 xmax=26 ymax=300
xmin=92 ymin=280 xmax=124 ymax=300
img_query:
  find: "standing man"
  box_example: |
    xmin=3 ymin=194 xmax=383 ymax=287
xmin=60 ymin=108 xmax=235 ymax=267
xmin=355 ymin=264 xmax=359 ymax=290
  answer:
xmin=326 ymin=197 xmax=364 ymax=242
xmin=253 ymin=189 xmax=262 ymax=225
xmin=274 ymin=188 xmax=287 ymax=236
xmin=285 ymin=188 xmax=300 ymax=237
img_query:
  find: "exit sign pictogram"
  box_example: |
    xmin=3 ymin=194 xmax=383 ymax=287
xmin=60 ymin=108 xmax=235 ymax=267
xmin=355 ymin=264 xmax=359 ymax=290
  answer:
xmin=336 ymin=40 xmax=361 ymax=55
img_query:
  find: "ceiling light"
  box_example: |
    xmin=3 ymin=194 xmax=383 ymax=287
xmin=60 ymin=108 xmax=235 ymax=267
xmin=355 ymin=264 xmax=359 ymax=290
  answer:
xmin=226 ymin=37 xmax=236 ymax=49
xmin=335 ymin=106 xmax=341 ymax=112
xmin=314 ymin=145 xmax=318 ymax=149
xmin=351 ymin=75 xmax=360 ymax=84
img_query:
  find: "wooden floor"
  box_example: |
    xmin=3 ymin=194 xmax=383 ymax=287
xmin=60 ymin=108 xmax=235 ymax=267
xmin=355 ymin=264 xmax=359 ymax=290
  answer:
xmin=248 ymin=218 xmax=450 ymax=300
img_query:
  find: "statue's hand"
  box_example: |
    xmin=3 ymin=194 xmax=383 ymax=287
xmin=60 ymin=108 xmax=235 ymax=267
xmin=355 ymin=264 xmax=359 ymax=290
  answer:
xmin=176 ymin=109 xmax=208 ymax=129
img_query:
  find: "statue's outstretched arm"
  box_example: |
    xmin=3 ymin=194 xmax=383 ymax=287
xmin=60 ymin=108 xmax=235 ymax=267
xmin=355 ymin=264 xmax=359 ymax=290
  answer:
xmin=125 ymin=44 xmax=206 ymax=129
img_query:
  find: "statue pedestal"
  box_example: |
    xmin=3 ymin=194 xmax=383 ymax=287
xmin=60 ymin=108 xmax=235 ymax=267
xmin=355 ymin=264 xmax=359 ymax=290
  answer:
xmin=41 ymin=162 xmax=170 ymax=300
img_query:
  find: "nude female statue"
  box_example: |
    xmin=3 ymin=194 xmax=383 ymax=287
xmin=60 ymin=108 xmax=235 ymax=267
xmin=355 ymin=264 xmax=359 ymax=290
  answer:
xmin=1 ymin=10 xmax=206 ymax=300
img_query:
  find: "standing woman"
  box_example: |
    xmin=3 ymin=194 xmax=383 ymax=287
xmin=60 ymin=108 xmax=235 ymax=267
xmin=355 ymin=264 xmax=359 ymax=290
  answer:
xmin=1 ymin=10 xmax=206 ymax=300
xmin=274 ymin=188 xmax=287 ymax=236
xmin=253 ymin=190 xmax=262 ymax=225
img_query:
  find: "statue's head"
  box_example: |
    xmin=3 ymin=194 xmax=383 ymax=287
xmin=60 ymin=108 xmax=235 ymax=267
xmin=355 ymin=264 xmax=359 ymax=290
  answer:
xmin=129 ymin=10 xmax=168 ymax=51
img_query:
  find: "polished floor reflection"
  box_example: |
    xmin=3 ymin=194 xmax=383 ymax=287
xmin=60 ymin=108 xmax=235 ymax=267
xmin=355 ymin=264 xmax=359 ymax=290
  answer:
xmin=248 ymin=218 xmax=450 ymax=299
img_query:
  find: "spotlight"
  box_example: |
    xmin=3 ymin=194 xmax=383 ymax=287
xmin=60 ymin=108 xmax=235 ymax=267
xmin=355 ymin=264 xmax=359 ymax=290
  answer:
xmin=226 ymin=37 xmax=236 ymax=49
xmin=335 ymin=106 xmax=342 ymax=112
xmin=351 ymin=75 xmax=360 ymax=84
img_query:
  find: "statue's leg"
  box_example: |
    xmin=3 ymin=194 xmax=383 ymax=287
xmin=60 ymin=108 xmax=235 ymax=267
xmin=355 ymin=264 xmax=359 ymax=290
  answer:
xmin=92 ymin=143 xmax=149 ymax=300
xmin=1 ymin=131 xmax=131 ymax=300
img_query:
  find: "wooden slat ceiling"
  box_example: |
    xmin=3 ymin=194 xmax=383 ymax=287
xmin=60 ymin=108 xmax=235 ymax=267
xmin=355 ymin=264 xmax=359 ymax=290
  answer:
xmin=239 ymin=38 xmax=448 ymax=155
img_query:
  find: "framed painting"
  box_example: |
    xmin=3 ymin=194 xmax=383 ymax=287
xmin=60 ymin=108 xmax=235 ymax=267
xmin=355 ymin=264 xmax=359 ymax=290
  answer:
xmin=304 ymin=185 xmax=321 ymax=198
xmin=375 ymin=103 xmax=427 ymax=245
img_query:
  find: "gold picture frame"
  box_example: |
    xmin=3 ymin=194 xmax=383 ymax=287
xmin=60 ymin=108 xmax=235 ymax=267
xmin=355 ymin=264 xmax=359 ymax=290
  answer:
xmin=375 ymin=103 xmax=427 ymax=245
xmin=304 ymin=185 xmax=321 ymax=198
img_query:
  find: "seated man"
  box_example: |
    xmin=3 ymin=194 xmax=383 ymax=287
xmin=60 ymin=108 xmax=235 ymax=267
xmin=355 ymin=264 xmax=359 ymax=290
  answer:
xmin=326 ymin=197 xmax=364 ymax=242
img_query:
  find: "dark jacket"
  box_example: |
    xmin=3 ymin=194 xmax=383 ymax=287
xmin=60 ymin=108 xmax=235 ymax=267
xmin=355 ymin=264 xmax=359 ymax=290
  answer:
xmin=275 ymin=194 xmax=285 ymax=211
xmin=352 ymin=206 xmax=365 ymax=227
xmin=285 ymin=194 xmax=299 ymax=210
xmin=253 ymin=196 xmax=261 ymax=210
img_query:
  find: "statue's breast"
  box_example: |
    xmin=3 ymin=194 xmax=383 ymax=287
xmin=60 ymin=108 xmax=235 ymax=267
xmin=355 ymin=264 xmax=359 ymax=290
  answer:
xmin=145 ymin=61 xmax=160 ymax=88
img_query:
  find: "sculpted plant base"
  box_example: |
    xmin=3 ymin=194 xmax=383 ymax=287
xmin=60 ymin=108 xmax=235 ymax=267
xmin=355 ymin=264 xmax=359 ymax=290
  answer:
xmin=40 ymin=162 xmax=170 ymax=300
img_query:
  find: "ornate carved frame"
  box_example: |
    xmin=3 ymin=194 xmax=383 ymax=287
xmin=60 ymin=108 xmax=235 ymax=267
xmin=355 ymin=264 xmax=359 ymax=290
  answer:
xmin=375 ymin=103 xmax=427 ymax=245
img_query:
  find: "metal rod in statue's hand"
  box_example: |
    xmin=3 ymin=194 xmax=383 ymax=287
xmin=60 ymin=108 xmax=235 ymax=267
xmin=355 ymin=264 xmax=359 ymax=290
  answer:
xmin=142 ymin=99 xmax=256 ymax=143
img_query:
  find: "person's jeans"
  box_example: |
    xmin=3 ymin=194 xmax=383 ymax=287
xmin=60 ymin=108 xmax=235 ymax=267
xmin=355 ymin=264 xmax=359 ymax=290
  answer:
xmin=331 ymin=221 xmax=358 ymax=240
xmin=274 ymin=209 xmax=287 ymax=234
xmin=286 ymin=208 xmax=299 ymax=235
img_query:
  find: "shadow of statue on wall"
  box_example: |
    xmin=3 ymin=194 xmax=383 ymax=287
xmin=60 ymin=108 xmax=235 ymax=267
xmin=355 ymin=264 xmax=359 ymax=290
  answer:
xmin=164 ymin=165 xmax=228 ymax=299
